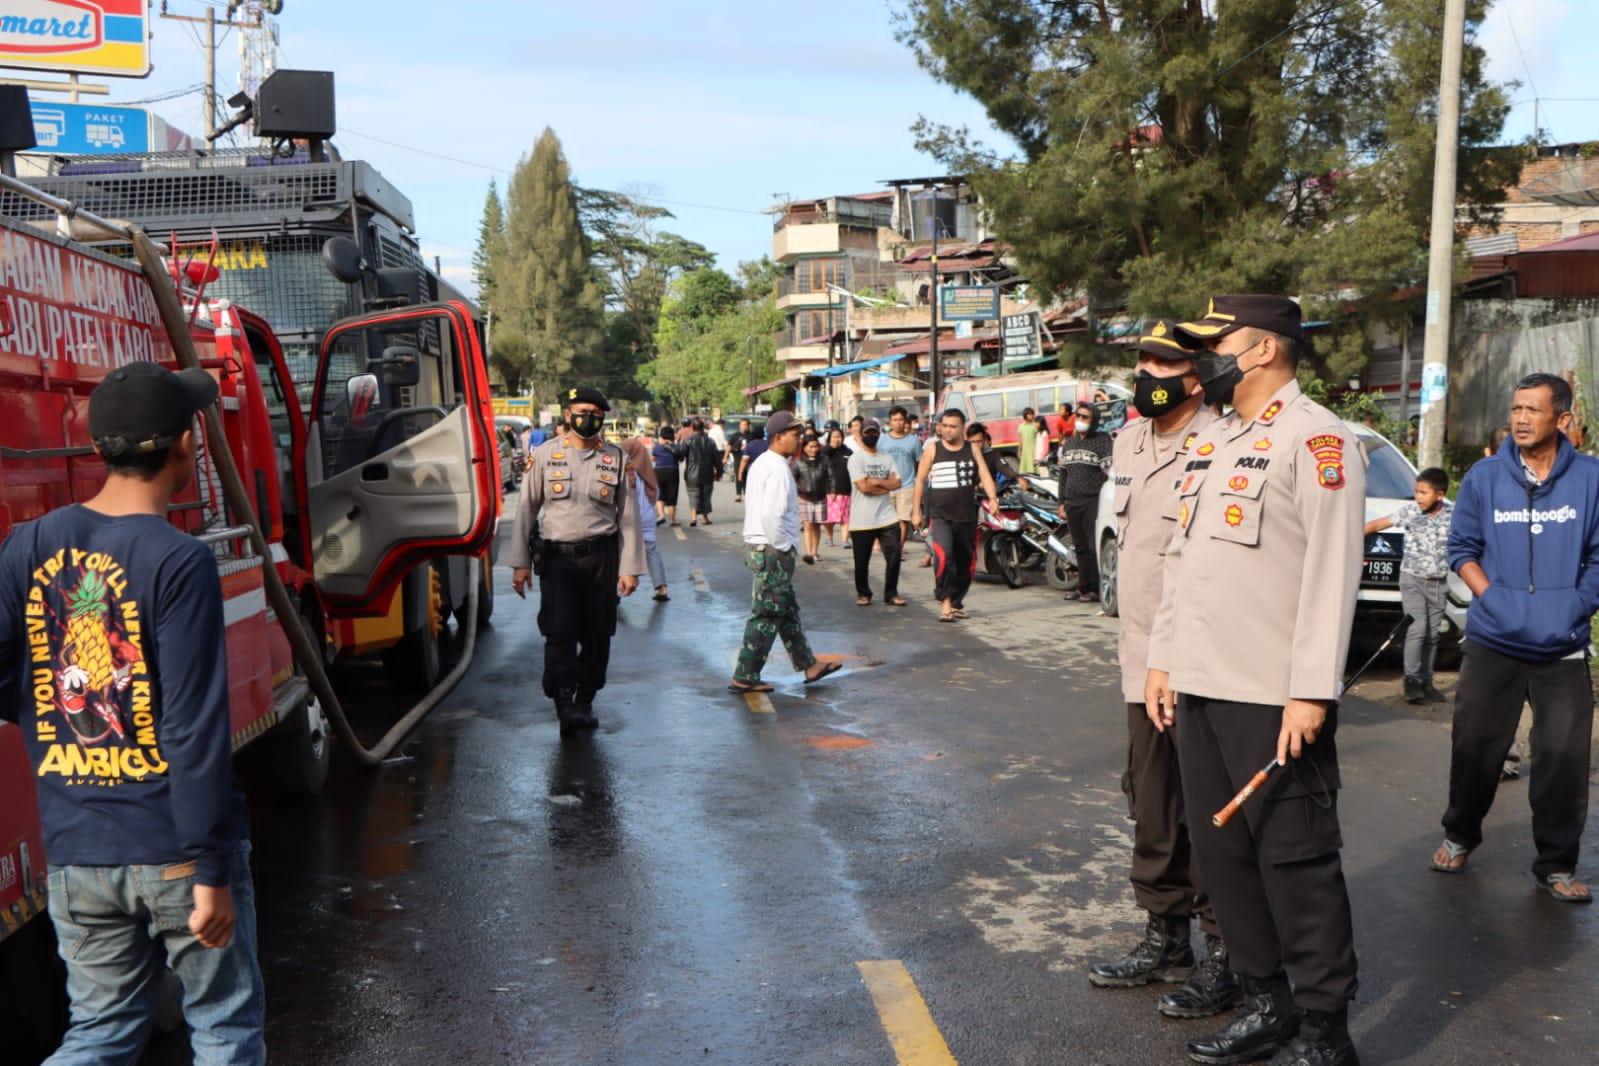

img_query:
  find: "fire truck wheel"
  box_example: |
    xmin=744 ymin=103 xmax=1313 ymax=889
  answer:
xmin=274 ymin=689 xmax=332 ymax=798
xmin=383 ymin=564 xmax=446 ymax=693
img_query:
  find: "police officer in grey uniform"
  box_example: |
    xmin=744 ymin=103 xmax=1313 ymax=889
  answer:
xmin=1090 ymin=321 xmax=1237 ymax=1020
xmin=509 ymin=386 xmax=645 ymax=737
xmin=1146 ymin=297 xmax=1365 ymax=1066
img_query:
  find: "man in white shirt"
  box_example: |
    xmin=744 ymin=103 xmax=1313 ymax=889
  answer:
xmin=729 ymin=411 xmax=843 ymax=693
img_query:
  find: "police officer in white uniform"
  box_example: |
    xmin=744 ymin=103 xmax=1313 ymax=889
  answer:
xmin=1146 ymin=296 xmax=1365 ymax=1066
xmin=509 ymin=386 xmax=645 ymax=737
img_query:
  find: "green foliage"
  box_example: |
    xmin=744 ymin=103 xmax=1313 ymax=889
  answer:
xmin=575 ymin=186 xmax=717 ymax=403
xmin=642 ymin=266 xmax=784 ymax=416
xmin=472 ymin=180 xmax=506 ymax=312
xmin=500 ymin=129 xmax=608 ymax=398
xmin=899 ymin=0 xmax=1517 ymax=380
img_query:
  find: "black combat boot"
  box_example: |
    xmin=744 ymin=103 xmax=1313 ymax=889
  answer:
xmin=1422 ymin=681 xmax=1447 ymax=704
xmin=555 ymin=686 xmax=583 ymax=738
xmin=1088 ymin=914 xmax=1194 ymax=988
xmin=1187 ymin=973 xmax=1300 ymax=1065
xmin=570 ymin=688 xmax=599 ymax=730
xmin=1265 ymin=1007 xmax=1358 ymax=1066
xmin=1159 ymin=933 xmax=1242 ymax=1019
xmin=1402 ymin=676 xmax=1425 ymax=704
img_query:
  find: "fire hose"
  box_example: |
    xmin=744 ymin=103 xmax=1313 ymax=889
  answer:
xmin=130 ymin=229 xmax=478 ymax=767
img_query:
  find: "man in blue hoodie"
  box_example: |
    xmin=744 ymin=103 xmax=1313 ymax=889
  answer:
xmin=1433 ymin=372 xmax=1599 ymax=903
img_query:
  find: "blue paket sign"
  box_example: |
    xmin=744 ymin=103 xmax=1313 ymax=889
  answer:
xmin=28 ymin=103 xmax=150 ymax=155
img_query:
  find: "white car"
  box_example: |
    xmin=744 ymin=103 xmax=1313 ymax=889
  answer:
xmin=1095 ymin=422 xmax=1468 ymax=663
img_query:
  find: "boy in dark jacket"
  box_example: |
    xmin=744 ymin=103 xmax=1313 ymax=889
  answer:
xmin=1433 ymin=372 xmax=1599 ymax=902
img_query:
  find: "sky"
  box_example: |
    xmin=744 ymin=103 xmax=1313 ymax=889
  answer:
xmin=21 ymin=0 xmax=1599 ymax=298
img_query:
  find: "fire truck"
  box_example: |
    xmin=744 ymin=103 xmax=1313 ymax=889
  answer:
xmin=0 ymin=176 xmax=499 ymax=1056
xmin=2 ymin=146 xmax=493 ymax=692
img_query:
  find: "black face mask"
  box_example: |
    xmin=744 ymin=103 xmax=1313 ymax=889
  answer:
xmin=1133 ymin=371 xmax=1192 ymax=419
xmin=570 ymin=411 xmax=604 ymax=439
xmin=1196 ymin=341 xmax=1261 ymax=408
xmin=862 ymin=431 xmax=881 ymax=446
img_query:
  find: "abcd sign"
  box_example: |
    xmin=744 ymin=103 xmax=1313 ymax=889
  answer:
xmin=0 ymin=0 xmax=150 ymax=77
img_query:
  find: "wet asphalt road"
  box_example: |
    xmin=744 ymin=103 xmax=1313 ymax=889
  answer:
xmin=139 ymin=480 xmax=1599 ymax=1065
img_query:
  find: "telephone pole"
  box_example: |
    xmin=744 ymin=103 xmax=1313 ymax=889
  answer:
xmin=1417 ymin=0 xmax=1468 ymax=469
xmin=159 ymin=1 xmax=280 ymax=142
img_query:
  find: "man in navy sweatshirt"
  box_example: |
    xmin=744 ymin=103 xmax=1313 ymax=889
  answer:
xmin=1433 ymin=372 xmax=1599 ymax=903
xmin=0 ymin=361 xmax=266 ymax=1061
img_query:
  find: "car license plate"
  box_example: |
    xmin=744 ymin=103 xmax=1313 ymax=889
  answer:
xmin=1363 ymin=558 xmax=1397 ymax=586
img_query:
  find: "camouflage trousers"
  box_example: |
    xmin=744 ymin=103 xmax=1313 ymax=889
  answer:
xmin=734 ymin=547 xmax=817 ymax=684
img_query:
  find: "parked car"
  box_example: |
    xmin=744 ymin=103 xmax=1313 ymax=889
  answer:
xmin=1094 ymin=421 xmax=1468 ymax=665
xmin=496 ymin=424 xmax=526 ymax=493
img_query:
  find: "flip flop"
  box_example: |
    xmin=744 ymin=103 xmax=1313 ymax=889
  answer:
xmin=886 ymin=597 xmax=908 ymax=606
xmin=939 ymin=613 xmax=958 ymax=623
xmin=1541 ymin=872 xmax=1593 ymax=903
xmin=804 ymin=661 xmax=843 ymax=685
xmin=1430 ymin=839 xmax=1472 ymax=873
xmin=856 ymin=597 xmax=872 ymax=606
xmin=727 ymin=680 xmax=774 ymax=694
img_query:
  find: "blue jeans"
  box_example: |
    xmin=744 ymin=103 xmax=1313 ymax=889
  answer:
xmin=45 ymin=842 xmax=265 ymax=1065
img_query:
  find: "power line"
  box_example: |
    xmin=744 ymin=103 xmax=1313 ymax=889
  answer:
xmin=1501 ymin=10 xmax=1540 ymax=100
xmin=336 ymin=126 xmax=771 ymax=216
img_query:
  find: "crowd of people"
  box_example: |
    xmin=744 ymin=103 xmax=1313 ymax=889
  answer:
xmin=10 ymin=290 xmax=1597 ymax=1064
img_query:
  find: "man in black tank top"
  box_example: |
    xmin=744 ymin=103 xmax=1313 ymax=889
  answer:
xmin=910 ymin=408 xmax=1000 ymax=621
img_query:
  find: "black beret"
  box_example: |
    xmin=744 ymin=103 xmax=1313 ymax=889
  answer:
xmin=562 ymin=385 xmax=610 ymax=411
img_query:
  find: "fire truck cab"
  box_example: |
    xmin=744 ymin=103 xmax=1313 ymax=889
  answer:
xmin=0 ymin=180 xmax=498 ymax=1059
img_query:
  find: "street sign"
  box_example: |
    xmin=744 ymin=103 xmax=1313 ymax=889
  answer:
xmin=939 ymin=285 xmax=999 ymax=322
xmin=1002 ymin=311 xmax=1043 ymax=363
xmin=0 ymin=0 xmax=151 ymax=77
xmin=27 ymin=101 xmax=148 ymax=153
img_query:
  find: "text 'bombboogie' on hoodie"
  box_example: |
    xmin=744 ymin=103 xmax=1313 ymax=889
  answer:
xmin=1447 ymin=433 xmax=1599 ymax=660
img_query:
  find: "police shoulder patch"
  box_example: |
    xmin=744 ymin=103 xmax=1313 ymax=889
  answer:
xmin=1305 ymin=433 xmax=1346 ymax=490
xmin=1260 ymin=400 xmax=1284 ymax=424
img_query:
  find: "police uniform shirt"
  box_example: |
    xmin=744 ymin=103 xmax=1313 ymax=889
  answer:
xmin=1147 ymin=381 xmax=1365 ymax=706
xmin=1111 ymin=405 xmax=1219 ymax=703
xmin=507 ymin=435 xmax=646 ymax=575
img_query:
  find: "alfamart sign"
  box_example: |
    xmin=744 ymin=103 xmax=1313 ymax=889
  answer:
xmin=0 ymin=0 xmax=149 ymax=77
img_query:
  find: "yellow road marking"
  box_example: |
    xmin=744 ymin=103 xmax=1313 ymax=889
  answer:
xmin=743 ymin=692 xmax=774 ymax=714
xmin=690 ymin=567 xmax=710 ymax=593
xmin=857 ymin=960 xmax=958 ymax=1065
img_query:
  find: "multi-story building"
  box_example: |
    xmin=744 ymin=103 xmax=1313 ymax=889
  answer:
xmin=766 ymin=179 xmax=1037 ymax=421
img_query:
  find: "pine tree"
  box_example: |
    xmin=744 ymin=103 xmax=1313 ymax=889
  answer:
xmin=471 ymin=179 xmax=506 ymax=311
xmin=501 ymin=129 xmax=607 ymax=399
xmin=900 ymin=0 xmax=1517 ymax=379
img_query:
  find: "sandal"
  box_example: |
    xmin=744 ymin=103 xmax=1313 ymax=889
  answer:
xmin=653 ymin=589 xmax=670 ymax=602
xmin=802 ymin=555 xmax=817 ymax=565
xmin=886 ymin=597 xmax=908 ymax=607
xmin=939 ymin=612 xmax=958 ymax=623
xmin=804 ymin=661 xmax=843 ymax=685
xmin=856 ymin=596 xmax=872 ymax=606
xmin=1541 ymin=872 xmax=1593 ymax=903
xmin=1430 ymin=839 xmax=1472 ymax=873
xmin=950 ymin=608 xmax=968 ymax=619
xmin=727 ymin=679 xmax=774 ymax=694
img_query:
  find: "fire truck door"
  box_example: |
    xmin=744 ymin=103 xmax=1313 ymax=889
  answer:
xmin=303 ymin=305 xmax=495 ymax=607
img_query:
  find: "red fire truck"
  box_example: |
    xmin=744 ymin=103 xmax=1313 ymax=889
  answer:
xmin=0 ymin=177 xmax=500 ymax=1056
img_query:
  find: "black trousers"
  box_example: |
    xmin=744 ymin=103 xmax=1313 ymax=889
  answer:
xmin=1175 ymin=696 xmax=1357 ymax=1012
xmin=686 ymin=479 xmax=714 ymax=515
xmin=1123 ymin=702 xmax=1217 ymax=932
xmin=537 ymin=542 xmax=621 ymax=699
xmin=850 ymin=523 xmax=902 ymax=601
xmin=930 ymin=518 xmax=977 ymax=607
xmin=1443 ymin=639 xmax=1593 ymax=878
xmin=1064 ymin=500 xmax=1099 ymax=597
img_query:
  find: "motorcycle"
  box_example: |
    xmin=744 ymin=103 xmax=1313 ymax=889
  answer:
xmin=975 ymin=494 xmax=1028 ymax=588
xmin=1011 ymin=470 xmax=1079 ymax=593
